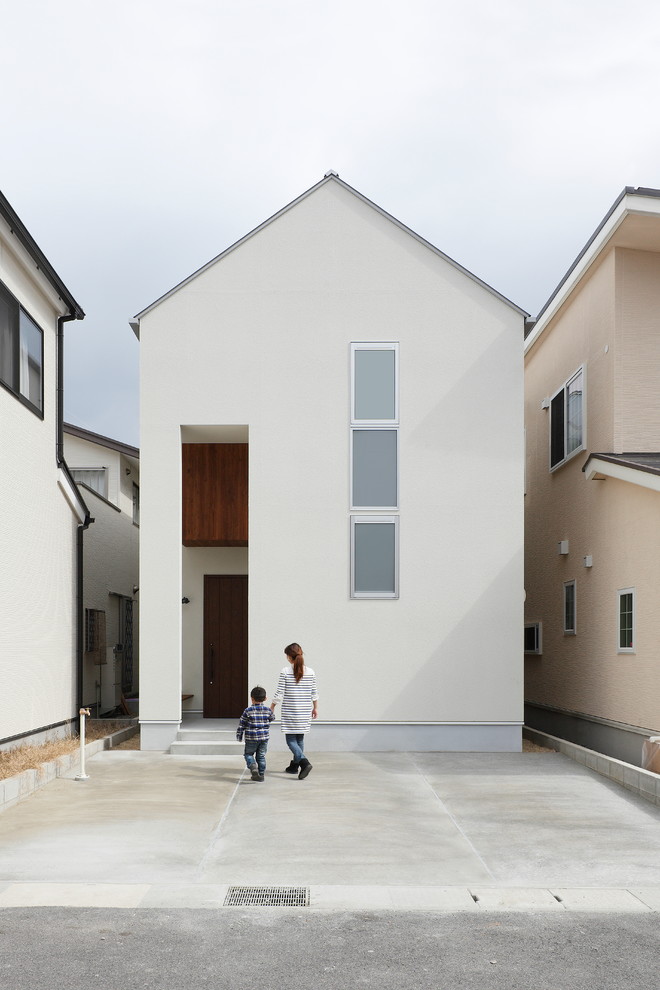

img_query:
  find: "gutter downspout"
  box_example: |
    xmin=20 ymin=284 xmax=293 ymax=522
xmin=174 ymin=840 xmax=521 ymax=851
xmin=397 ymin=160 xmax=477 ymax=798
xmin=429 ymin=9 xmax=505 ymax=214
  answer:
xmin=57 ymin=313 xmax=91 ymax=730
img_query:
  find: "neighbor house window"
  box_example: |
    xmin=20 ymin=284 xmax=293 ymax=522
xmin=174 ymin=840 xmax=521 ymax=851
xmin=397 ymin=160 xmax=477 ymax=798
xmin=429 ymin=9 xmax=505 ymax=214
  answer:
xmin=84 ymin=608 xmax=106 ymax=665
xmin=350 ymin=343 xmax=400 ymax=598
xmin=351 ymin=516 xmax=398 ymax=598
xmin=550 ymin=366 xmax=584 ymax=469
xmin=563 ymin=580 xmax=576 ymax=634
xmin=0 ymin=279 xmax=43 ymax=415
xmin=71 ymin=467 xmax=108 ymax=499
xmin=524 ymin=623 xmax=542 ymax=654
xmin=132 ymin=482 xmax=140 ymax=525
xmin=618 ymin=588 xmax=635 ymax=653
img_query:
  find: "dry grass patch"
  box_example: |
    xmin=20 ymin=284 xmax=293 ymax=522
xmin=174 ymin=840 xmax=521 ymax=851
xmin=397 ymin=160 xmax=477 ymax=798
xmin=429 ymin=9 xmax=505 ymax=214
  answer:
xmin=523 ymin=737 xmax=556 ymax=753
xmin=0 ymin=721 xmax=137 ymax=780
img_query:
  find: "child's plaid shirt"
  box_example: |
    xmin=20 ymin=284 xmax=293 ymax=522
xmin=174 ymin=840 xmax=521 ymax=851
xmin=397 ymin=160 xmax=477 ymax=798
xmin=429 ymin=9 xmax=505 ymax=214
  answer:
xmin=236 ymin=703 xmax=275 ymax=742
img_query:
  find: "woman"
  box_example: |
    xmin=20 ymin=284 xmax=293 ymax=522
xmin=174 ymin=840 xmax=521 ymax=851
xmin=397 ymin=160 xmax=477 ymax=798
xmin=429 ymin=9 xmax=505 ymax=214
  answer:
xmin=270 ymin=642 xmax=318 ymax=779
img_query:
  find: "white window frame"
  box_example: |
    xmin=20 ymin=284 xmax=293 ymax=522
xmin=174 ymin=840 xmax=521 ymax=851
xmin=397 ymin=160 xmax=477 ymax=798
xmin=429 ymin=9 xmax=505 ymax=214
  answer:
xmin=524 ymin=622 xmax=542 ymax=655
xmin=350 ymin=426 xmax=399 ymax=511
xmin=617 ymin=587 xmax=635 ymax=654
xmin=549 ymin=365 xmax=586 ymax=471
xmin=350 ymin=342 xmax=399 ymax=425
xmin=350 ymin=515 xmax=399 ymax=599
xmin=563 ymin=580 xmax=576 ymax=635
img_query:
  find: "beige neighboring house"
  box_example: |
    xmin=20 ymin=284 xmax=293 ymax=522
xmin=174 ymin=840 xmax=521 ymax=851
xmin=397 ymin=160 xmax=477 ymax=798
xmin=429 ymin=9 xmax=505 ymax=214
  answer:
xmin=524 ymin=186 xmax=660 ymax=766
xmin=0 ymin=190 xmax=87 ymax=751
xmin=64 ymin=424 xmax=140 ymax=716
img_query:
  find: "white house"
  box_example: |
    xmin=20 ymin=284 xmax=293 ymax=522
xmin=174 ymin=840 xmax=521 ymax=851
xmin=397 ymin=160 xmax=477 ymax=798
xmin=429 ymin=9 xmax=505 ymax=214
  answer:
xmin=132 ymin=173 xmax=526 ymax=752
xmin=0 ymin=190 xmax=87 ymax=750
xmin=64 ymin=423 xmax=140 ymax=716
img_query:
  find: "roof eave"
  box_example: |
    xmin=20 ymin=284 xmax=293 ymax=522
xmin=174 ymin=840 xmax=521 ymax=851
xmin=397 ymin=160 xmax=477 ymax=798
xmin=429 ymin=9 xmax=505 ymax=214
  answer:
xmin=525 ymin=186 xmax=660 ymax=355
xmin=0 ymin=190 xmax=85 ymax=320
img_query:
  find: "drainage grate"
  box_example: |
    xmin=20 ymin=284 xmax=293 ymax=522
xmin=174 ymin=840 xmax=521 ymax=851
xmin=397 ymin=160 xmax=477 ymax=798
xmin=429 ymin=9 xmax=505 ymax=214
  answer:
xmin=224 ymin=886 xmax=309 ymax=907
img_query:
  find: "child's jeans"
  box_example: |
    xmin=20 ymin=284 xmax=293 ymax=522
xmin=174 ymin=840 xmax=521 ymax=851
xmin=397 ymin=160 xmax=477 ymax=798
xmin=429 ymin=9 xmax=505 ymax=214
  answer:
xmin=244 ymin=739 xmax=268 ymax=774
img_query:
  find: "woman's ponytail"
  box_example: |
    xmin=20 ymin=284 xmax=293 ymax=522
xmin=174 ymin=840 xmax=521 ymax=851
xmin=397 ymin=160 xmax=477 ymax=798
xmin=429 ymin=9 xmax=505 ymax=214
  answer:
xmin=284 ymin=642 xmax=305 ymax=682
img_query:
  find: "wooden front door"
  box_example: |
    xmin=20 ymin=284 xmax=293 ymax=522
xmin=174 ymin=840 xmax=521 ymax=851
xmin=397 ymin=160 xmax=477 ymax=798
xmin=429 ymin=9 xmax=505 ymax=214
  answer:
xmin=203 ymin=575 xmax=248 ymax=717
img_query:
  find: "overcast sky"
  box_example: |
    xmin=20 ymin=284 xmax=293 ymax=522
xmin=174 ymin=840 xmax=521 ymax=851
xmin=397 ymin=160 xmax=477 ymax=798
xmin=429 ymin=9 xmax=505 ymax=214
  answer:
xmin=3 ymin=0 xmax=660 ymax=447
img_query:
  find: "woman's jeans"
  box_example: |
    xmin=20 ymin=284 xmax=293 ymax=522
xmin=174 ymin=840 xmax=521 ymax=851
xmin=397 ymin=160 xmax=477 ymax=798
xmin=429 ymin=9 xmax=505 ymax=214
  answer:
xmin=285 ymin=733 xmax=305 ymax=763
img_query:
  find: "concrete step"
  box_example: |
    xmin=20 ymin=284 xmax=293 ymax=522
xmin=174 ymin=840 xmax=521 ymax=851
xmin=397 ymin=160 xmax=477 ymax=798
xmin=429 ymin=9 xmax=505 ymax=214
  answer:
xmin=176 ymin=730 xmax=237 ymax=742
xmin=169 ymin=738 xmax=243 ymax=756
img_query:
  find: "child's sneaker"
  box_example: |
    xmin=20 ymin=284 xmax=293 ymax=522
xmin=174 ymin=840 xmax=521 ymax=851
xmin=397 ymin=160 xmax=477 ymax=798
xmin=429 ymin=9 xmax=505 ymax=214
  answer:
xmin=257 ymin=773 xmax=265 ymax=782
xmin=250 ymin=766 xmax=260 ymax=781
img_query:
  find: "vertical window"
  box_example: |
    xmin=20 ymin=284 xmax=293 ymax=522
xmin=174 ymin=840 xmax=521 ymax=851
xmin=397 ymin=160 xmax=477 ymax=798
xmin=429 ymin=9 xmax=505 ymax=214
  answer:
xmin=0 ymin=280 xmax=43 ymax=415
xmin=550 ymin=366 xmax=584 ymax=469
xmin=351 ymin=516 xmax=398 ymax=598
xmin=84 ymin=608 xmax=106 ymax=664
xmin=350 ymin=343 xmax=399 ymax=598
xmin=132 ymin=482 xmax=140 ymax=525
xmin=524 ymin=623 xmax=542 ymax=654
xmin=618 ymin=589 xmax=635 ymax=652
xmin=563 ymin=580 xmax=576 ymax=634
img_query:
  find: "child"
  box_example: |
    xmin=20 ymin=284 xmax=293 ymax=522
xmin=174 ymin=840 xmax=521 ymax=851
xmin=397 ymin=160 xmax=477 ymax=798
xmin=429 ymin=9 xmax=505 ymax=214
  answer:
xmin=236 ymin=686 xmax=275 ymax=781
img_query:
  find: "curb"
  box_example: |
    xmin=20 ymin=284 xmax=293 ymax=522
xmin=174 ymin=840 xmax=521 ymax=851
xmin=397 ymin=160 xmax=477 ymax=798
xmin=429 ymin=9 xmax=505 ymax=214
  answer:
xmin=524 ymin=727 xmax=660 ymax=807
xmin=0 ymin=722 xmax=138 ymax=815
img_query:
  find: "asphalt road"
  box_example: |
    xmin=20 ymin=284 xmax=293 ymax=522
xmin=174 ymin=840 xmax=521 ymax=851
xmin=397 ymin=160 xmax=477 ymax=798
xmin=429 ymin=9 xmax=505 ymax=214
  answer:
xmin=1 ymin=908 xmax=658 ymax=990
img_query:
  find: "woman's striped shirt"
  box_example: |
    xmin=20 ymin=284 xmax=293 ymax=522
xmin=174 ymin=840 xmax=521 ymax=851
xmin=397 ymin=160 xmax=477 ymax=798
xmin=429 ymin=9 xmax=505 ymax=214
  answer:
xmin=272 ymin=665 xmax=318 ymax=734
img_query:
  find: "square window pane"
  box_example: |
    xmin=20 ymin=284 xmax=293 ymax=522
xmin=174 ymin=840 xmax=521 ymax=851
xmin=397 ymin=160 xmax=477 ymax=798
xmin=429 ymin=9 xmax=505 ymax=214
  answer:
xmin=354 ymin=348 xmax=395 ymax=421
xmin=19 ymin=310 xmax=42 ymax=411
xmin=352 ymin=429 xmax=397 ymax=507
xmin=354 ymin=521 xmax=396 ymax=594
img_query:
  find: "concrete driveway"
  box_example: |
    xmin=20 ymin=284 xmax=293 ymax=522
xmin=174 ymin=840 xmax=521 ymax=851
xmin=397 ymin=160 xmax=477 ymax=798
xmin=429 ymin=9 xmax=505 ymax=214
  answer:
xmin=1 ymin=749 xmax=660 ymax=912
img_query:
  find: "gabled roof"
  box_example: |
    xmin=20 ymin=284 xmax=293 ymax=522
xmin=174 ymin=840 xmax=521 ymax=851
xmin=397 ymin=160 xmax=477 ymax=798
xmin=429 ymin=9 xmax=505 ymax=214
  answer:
xmin=0 ymin=190 xmax=84 ymax=319
xmin=131 ymin=172 xmax=527 ymax=336
xmin=525 ymin=186 xmax=660 ymax=354
xmin=64 ymin=422 xmax=139 ymax=459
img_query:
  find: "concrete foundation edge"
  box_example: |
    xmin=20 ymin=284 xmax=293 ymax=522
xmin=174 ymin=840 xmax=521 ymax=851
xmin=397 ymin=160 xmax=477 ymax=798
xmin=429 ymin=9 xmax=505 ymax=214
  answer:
xmin=140 ymin=720 xmax=522 ymax=752
xmin=523 ymin=726 xmax=660 ymax=808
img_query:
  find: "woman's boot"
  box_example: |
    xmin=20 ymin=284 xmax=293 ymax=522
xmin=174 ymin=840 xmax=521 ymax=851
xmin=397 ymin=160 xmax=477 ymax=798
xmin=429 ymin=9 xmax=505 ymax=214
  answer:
xmin=284 ymin=760 xmax=300 ymax=774
xmin=298 ymin=758 xmax=313 ymax=780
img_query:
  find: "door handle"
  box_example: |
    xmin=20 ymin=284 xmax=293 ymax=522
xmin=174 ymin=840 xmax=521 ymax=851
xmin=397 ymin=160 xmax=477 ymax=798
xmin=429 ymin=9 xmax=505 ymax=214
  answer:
xmin=210 ymin=642 xmax=215 ymax=684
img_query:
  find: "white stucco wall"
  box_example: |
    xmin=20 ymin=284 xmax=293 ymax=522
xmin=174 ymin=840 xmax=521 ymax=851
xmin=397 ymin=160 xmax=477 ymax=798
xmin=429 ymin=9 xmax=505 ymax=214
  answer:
xmin=0 ymin=219 xmax=81 ymax=743
xmin=139 ymin=178 xmax=524 ymax=748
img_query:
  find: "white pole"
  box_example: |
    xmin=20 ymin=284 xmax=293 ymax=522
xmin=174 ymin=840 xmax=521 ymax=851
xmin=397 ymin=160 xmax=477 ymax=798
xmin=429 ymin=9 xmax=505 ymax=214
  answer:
xmin=75 ymin=707 xmax=91 ymax=781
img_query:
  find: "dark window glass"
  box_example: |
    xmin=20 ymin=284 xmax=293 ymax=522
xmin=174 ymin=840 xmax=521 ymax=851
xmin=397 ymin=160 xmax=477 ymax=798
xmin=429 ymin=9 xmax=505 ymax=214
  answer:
xmin=0 ymin=279 xmax=43 ymax=415
xmin=564 ymin=582 xmax=575 ymax=633
xmin=619 ymin=592 xmax=633 ymax=649
xmin=550 ymin=390 xmax=565 ymax=467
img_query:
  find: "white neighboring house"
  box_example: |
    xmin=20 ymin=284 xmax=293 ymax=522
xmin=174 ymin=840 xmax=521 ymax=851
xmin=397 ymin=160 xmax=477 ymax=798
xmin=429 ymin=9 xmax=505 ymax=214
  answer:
xmin=64 ymin=424 xmax=140 ymax=716
xmin=132 ymin=173 xmax=527 ymax=752
xmin=0 ymin=190 xmax=88 ymax=751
